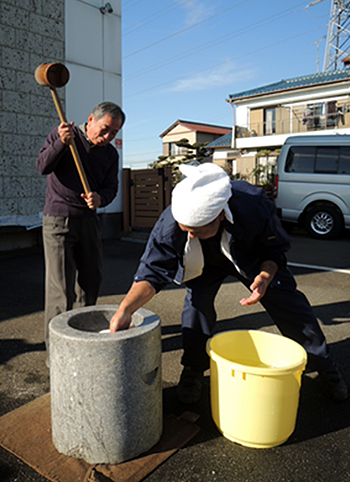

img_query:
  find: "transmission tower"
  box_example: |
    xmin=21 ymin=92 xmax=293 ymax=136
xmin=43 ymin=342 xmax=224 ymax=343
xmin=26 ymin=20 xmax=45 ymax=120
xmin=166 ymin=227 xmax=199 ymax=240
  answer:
xmin=323 ymin=0 xmax=350 ymax=71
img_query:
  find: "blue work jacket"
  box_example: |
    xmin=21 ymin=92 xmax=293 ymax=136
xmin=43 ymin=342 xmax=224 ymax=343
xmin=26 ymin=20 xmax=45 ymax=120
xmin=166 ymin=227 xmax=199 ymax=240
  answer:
xmin=134 ymin=181 xmax=292 ymax=293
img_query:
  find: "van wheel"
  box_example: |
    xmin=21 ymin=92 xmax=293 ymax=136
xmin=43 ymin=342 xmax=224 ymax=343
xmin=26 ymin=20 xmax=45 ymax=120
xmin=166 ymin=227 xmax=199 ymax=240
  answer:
xmin=304 ymin=206 xmax=343 ymax=239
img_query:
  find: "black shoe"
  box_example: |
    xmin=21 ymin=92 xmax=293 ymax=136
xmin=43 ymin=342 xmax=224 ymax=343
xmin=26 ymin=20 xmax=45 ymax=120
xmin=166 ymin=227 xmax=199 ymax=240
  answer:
xmin=318 ymin=364 xmax=348 ymax=402
xmin=176 ymin=367 xmax=204 ymax=404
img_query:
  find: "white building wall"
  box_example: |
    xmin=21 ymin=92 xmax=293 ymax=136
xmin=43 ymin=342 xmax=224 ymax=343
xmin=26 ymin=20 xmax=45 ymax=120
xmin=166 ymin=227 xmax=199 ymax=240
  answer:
xmin=65 ymin=0 xmax=123 ymax=214
xmin=233 ymin=82 xmax=350 ymax=151
xmin=0 ymin=0 xmax=122 ymax=249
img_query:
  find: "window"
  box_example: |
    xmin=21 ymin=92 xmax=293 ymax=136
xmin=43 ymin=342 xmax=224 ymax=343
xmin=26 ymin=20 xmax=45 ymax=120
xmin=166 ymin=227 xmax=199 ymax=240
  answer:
xmin=169 ymin=143 xmax=184 ymax=156
xmin=264 ymin=108 xmax=276 ymax=135
xmin=303 ymin=101 xmax=339 ymax=129
xmin=285 ymin=145 xmax=350 ymax=174
xmin=315 ymin=147 xmax=338 ymax=173
xmin=309 ymin=103 xmax=323 ymax=129
xmin=285 ymin=146 xmax=315 ymax=173
xmin=325 ymin=101 xmax=337 ymax=128
xmin=338 ymin=146 xmax=350 ymax=174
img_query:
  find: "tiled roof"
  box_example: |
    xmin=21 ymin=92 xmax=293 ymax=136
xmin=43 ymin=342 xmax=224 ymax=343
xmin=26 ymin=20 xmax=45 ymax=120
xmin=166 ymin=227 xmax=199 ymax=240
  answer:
xmin=228 ymin=68 xmax=350 ymax=102
xmin=206 ymin=131 xmax=232 ymax=148
xmin=160 ymin=119 xmax=231 ymax=137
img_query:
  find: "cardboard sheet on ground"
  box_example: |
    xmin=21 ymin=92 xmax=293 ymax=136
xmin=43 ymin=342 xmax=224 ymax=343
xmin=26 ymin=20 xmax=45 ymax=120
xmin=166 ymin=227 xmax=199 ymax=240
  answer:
xmin=0 ymin=394 xmax=200 ymax=482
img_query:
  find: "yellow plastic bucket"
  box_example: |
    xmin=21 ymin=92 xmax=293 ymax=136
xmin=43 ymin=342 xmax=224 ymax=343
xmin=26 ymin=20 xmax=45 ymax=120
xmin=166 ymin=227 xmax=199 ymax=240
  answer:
xmin=206 ymin=330 xmax=307 ymax=449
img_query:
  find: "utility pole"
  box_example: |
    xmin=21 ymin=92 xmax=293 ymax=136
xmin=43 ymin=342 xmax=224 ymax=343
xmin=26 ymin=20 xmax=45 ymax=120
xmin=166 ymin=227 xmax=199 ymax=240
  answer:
xmin=323 ymin=0 xmax=350 ymax=71
xmin=311 ymin=36 xmax=326 ymax=72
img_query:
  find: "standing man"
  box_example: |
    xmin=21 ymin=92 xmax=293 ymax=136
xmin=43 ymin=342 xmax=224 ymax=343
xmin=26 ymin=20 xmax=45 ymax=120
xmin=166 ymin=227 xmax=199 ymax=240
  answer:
xmin=37 ymin=101 xmax=125 ymax=362
xmin=110 ymin=163 xmax=347 ymax=404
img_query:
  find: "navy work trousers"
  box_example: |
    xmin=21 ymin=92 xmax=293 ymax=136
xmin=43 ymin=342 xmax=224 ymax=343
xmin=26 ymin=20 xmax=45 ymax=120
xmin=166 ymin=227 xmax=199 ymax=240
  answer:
xmin=181 ymin=242 xmax=330 ymax=373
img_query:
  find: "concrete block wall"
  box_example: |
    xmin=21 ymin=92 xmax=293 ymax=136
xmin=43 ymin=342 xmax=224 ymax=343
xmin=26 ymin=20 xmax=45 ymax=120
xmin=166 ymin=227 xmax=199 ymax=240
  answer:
xmin=0 ymin=0 xmax=65 ymax=248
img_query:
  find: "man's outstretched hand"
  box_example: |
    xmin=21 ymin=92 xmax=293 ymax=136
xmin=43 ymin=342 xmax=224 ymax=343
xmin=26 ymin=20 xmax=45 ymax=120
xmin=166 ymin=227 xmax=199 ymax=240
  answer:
xmin=240 ymin=261 xmax=278 ymax=307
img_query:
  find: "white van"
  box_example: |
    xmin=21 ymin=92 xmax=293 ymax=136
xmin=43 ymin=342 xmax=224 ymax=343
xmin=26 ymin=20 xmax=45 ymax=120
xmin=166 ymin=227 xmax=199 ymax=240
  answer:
xmin=274 ymin=135 xmax=350 ymax=239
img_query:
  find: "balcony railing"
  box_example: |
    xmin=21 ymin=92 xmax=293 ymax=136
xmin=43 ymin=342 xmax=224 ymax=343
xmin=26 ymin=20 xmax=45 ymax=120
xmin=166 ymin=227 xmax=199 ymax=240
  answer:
xmin=236 ymin=102 xmax=350 ymax=138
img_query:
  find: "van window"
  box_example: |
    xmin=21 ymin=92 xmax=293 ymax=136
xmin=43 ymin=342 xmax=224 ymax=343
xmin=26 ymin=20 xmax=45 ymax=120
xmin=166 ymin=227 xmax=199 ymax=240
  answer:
xmin=339 ymin=147 xmax=350 ymax=174
xmin=285 ymin=145 xmax=350 ymax=174
xmin=315 ymin=147 xmax=338 ymax=173
xmin=285 ymin=146 xmax=315 ymax=173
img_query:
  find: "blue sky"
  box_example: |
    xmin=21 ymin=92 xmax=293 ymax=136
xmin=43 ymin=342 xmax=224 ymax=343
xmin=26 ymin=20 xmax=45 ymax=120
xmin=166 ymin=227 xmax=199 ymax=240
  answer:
xmin=121 ymin=0 xmax=332 ymax=168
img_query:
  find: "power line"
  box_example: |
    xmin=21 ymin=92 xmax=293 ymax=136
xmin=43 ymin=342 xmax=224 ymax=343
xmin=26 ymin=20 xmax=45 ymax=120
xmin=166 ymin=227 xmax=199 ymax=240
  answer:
xmin=123 ymin=5 xmax=177 ymax=34
xmin=123 ymin=0 xmax=251 ymax=59
xmin=122 ymin=0 xmax=146 ymax=13
xmin=123 ymin=1 xmax=310 ymax=82
xmin=123 ymin=1 xmax=189 ymax=35
xmin=123 ymin=24 xmax=327 ymax=99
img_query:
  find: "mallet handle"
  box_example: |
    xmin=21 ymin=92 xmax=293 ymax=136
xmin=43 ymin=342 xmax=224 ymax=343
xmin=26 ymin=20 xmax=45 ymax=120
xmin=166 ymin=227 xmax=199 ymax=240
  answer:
xmin=50 ymin=87 xmax=91 ymax=195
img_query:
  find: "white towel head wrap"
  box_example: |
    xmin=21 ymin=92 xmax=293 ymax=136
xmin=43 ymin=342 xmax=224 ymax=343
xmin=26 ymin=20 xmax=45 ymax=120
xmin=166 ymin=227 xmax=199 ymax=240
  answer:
xmin=171 ymin=163 xmax=232 ymax=227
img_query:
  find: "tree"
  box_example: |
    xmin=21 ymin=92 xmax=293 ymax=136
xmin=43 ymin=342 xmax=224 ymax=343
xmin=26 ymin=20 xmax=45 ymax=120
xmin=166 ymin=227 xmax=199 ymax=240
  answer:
xmin=174 ymin=138 xmax=210 ymax=163
xmin=148 ymin=138 xmax=211 ymax=186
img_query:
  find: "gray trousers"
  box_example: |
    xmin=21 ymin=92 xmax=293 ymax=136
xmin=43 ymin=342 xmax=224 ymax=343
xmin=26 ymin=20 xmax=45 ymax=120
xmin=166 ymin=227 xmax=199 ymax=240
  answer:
xmin=42 ymin=215 xmax=103 ymax=351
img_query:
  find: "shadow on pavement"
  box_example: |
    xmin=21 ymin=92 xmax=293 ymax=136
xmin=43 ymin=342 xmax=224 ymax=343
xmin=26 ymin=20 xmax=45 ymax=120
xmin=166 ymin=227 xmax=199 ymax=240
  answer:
xmin=0 ymin=340 xmax=45 ymax=365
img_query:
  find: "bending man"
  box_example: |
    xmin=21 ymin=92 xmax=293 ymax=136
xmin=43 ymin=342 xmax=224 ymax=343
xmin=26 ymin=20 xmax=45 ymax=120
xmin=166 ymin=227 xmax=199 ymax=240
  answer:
xmin=110 ymin=163 xmax=347 ymax=403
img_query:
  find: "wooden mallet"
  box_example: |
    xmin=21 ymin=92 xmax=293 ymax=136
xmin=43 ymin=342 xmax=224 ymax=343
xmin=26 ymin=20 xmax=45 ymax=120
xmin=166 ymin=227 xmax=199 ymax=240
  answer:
xmin=35 ymin=62 xmax=91 ymax=194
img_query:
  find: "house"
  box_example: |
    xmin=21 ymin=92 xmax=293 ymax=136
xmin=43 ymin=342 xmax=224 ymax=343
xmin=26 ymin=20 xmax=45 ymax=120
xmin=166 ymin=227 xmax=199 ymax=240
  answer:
xmin=159 ymin=120 xmax=231 ymax=163
xmin=0 ymin=1 xmax=122 ymax=251
xmin=207 ymin=129 xmax=279 ymax=183
xmin=204 ymin=131 xmax=238 ymax=176
xmin=208 ymin=60 xmax=350 ymax=182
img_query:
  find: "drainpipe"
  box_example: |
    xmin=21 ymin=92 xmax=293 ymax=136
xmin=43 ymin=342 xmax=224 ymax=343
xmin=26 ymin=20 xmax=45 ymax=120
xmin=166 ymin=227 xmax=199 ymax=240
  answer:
xmin=231 ymin=102 xmax=236 ymax=149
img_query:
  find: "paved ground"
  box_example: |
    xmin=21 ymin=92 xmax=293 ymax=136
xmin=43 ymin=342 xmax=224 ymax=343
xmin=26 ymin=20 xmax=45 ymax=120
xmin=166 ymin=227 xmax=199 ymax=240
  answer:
xmin=1 ymin=227 xmax=350 ymax=482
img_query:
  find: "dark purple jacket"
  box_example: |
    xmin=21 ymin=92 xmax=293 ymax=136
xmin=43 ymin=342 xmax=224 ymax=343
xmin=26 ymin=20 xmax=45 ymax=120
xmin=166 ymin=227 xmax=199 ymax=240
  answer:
xmin=36 ymin=125 xmax=119 ymax=217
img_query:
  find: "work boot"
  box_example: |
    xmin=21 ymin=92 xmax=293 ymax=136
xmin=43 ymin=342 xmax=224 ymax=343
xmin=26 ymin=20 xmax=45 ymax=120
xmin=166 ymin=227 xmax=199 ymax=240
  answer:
xmin=176 ymin=366 xmax=204 ymax=404
xmin=318 ymin=363 xmax=348 ymax=402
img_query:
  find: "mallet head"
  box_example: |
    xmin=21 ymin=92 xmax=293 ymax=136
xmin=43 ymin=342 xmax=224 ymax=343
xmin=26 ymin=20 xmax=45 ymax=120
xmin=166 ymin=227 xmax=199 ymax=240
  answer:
xmin=35 ymin=62 xmax=70 ymax=88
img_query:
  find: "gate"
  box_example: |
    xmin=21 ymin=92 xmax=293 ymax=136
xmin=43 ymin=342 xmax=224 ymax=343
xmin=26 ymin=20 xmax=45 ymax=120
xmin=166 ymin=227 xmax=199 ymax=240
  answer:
xmin=122 ymin=167 xmax=172 ymax=231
